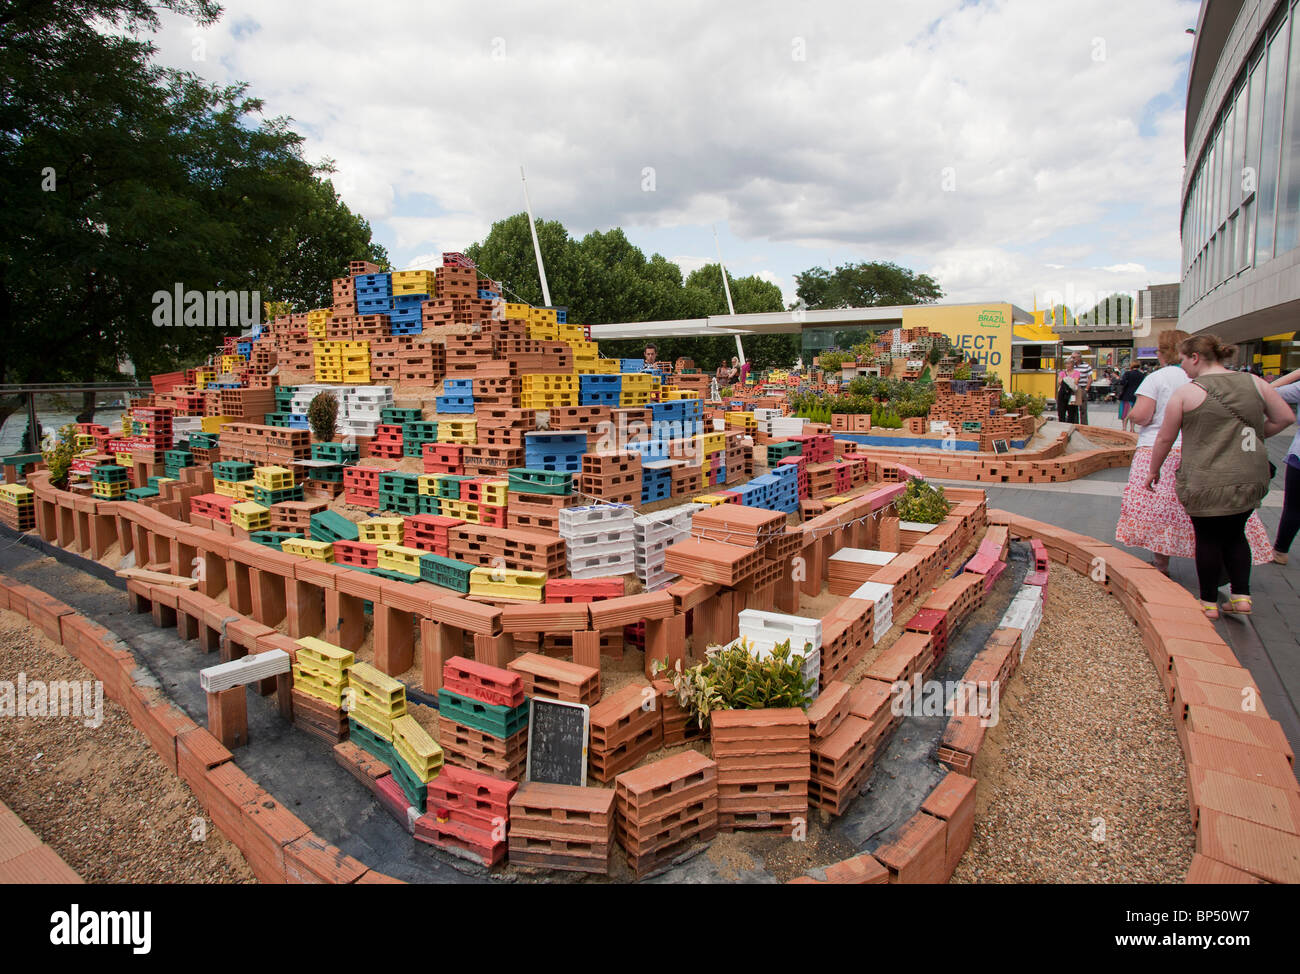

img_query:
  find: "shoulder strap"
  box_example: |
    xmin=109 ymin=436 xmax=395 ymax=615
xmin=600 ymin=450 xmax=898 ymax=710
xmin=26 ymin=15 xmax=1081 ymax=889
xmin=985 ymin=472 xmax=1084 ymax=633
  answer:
xmin=1192 ymin=377 xmax=1258 ymax=430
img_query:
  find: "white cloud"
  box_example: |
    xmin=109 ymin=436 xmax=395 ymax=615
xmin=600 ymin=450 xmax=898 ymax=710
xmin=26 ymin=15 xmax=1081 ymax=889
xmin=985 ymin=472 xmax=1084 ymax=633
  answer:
xmin=148 ymin=0 xmax=1197 ymax=313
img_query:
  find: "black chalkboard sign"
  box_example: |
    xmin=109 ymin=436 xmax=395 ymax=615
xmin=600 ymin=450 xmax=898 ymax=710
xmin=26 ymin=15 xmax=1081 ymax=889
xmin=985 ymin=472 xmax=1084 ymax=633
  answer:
xmin=526 ymin=697 xmax=589 ymax=786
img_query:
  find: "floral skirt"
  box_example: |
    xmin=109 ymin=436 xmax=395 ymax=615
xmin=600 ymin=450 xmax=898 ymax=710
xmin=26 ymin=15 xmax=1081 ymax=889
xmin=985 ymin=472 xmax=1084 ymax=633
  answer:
xmin=1116 ymin=446 xmax=1274 ymax=562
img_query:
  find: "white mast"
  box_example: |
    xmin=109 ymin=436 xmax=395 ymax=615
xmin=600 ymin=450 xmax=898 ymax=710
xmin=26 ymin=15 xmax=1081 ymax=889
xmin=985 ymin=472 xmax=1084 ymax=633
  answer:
xmin=521 ymin=165 xmax=552 ymax=307
xmin=713 ymin=224 xmax=744 ymax=365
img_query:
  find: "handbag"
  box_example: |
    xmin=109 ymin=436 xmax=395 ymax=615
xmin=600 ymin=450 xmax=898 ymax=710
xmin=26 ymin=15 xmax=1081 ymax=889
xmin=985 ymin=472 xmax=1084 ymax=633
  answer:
xmin=1192 ymin=378 xmax=1277 ymax=485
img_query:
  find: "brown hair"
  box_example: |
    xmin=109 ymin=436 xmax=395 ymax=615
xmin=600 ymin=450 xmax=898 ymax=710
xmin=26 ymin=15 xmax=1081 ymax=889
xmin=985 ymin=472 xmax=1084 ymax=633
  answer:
xmin=1157 ymin=328 xmax=1190 ymax=360
xmin=1179 ymin=334 xmax=1237 ymax=364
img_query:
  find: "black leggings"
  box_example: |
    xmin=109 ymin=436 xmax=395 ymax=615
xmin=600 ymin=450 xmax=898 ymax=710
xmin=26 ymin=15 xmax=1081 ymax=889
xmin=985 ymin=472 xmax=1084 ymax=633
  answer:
xmin=1190 ymin=511 xmax=1252 ymax=602
xmin=1275 ymin=463 xmax=1300 ymax=554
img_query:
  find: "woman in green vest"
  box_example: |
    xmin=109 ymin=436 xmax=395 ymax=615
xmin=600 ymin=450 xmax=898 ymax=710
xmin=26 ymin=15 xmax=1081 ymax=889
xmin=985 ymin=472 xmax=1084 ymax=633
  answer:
xmin=1146 ymin=335 xmax=1295 ymax=618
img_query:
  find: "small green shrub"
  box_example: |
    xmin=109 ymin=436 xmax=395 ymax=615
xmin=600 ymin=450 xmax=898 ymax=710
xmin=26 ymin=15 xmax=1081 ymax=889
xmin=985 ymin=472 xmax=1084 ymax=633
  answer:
xmin=953 ymin=363 xmax=972 ymax=380
xmin=894 ymin=477 xmax=952 ymax=524
xmin=41 ymin=424 xmax=80 ymax=489
xmin=652 ymin=638 xmax=816 ymax=729
xmin=307 ymin=391 xmax=339 ymax=442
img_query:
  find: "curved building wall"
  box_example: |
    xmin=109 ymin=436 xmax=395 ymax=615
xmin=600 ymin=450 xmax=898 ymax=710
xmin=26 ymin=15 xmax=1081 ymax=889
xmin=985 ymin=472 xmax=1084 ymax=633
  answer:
xmin=1180 ymin=0 xmax=1300 ymax=355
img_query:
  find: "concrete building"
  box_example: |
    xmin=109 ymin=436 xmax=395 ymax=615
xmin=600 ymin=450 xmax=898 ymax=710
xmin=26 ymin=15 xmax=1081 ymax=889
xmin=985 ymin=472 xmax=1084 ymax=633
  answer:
xmin=1180 ymin=0 xmax=1300 ymax=375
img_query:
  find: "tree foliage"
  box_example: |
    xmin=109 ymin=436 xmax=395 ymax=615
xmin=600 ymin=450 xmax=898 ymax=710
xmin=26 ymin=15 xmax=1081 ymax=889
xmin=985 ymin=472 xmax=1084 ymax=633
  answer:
xmin=0 ymin=0 xmax=386 ymax=422
xmin=466 ymin=214 xmax=796 ymax=371
xmin=792 ymin=261 xmax=943 ymax=310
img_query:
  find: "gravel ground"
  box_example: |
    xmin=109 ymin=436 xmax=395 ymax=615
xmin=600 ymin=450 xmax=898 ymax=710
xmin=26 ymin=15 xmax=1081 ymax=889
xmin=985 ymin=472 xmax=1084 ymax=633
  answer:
xmin=0 ymin=610 xmax=255 ymax=883
xmin=951 ymin=562 xmax=1196 ymax=883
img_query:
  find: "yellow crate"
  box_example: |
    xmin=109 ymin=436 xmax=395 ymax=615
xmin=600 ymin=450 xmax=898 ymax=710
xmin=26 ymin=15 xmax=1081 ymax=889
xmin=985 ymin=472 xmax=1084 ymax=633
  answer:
xmin=212 ymin=479 xmax=238 ymax=498
xmin=469 ymin=567 xmax=546 ymax=602
xmin=521 ymin=391 xmax=578 ymax=409
xmin=74 ymin=433 xmax=95 ymax=450
xmin=417 ymin=474 xmax=443 ymax=496
xmin=392 ymin=714 xmax=443 ymax=782
xmin=231 ymin=501 xmax=269 ymax=530
xmin=291 ymin=666 xmax=345 ymax=707
xmin=342 ymin=368 xmax=371 ymax=383
xmin=357 ymin=517 xmax=403 ymax=544
xmin=701 ymin=432 xmax=726 ymax=453
xmin=693 ymin=493 xmax=730 ymax=507
xmin=479 ymin=480 xmax=508 ymax=506
xmin=558 ymin=324 xmax=587 ymax=343
xmin=437 ymin=420 xmax=477 ymax=444
xmin=0 ymin=485 xmax=34 ymax=505
xmin=281 ymin=538 xmax=334 ymax=561
xmin=254 ymin=465 xmax=295 ymax=490
xmin=114 ymin=452 xmax=133 ymax=467
xmin=522 ymin=374 xmax=577 ymax=393
xmin=620 ymin=374 xmax=655 ymax=392
xmin=567 ymin=340 xmax=598 ymax=358
xmin=347 ymin=700 xmax=395 ymax=741
xmin=441 ymin=499 xmax=480 ymax=524
xmin=376 ymin=543 xmax=425 ymax=577
xmin=618 ymin=393 xmax=653 ymax=408
xmin=527 ymin=322 xmax=559 ymax=341
xmin=392 ymin=270 xmax=436 ymax=294
xmin=295 ymin=637 xmax=354 ymax=680
xmin=504 ymin=302 xmax=533 ymax=320
xmin=573 ymin=357 xmax=601 ymax=374
xmin=221 ymin=354 xmax=243 ymax=373
xmin=307 ymin=309 xmax=330 ymax=327
xmin=200 ymin=415 xmax=232 ymax=434
xmin=193 ymin=368 xmax=216 ymax=390
xmin=528 ymin=307 xmax=558 ymax=324
xmin=308 ymin=320 xmax=327 ymax=338
xmin=348 ymin=661 xmax=407 ymax=711
xmin=236 ymin=480 xmax=257 ymax=501
xmin=92 ymin=483 xmax=128 ymax=499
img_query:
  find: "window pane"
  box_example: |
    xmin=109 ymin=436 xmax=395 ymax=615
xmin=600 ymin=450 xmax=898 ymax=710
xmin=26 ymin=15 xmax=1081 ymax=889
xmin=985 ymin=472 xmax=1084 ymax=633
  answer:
xmin=1275 ymin=1 xmax=1300 ymax=254
xmin=1255 ymin=22 xmax=1289 ymax=263
xmin=1246 ymin=53 xmax=1266 ymax=214
xmin=1232 ymin=85 xmax=1248 ymax=210
xmin=1212 ymin=124 xmax=1224 ymax=229
xmin=1221 ymin=103 xmax=1236 ymax=220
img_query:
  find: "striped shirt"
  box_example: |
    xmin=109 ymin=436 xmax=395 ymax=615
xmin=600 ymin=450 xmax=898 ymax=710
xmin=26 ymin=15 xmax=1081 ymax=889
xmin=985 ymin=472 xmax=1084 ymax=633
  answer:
xmin=1076 ymin=361 xmax=1093 ymax=389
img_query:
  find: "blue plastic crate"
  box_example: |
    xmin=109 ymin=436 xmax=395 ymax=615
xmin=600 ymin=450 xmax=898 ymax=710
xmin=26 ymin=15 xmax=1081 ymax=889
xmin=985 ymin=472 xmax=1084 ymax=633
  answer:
xmin=580 ymin=390 xmax=619 ymax=406
xmin=435 ymin=396 xmax=476 ymax=414
xmin=354 ymin=272 xmax=391 ymax=293
xmin=357 ymin=295 xmax=393 ymax=313
xmin=621 ymin=359 xmax=648 ymax=373
xmin=555 ymin=309 xmax=567 ymax=324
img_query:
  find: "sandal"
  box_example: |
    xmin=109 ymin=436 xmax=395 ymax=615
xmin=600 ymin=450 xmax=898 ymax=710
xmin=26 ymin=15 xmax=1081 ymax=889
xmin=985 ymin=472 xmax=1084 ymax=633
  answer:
xmin=1200 ymin=601 xmax=1220 ymax=620
xmin=1221 ymin=595 xmax=1252 ymax=616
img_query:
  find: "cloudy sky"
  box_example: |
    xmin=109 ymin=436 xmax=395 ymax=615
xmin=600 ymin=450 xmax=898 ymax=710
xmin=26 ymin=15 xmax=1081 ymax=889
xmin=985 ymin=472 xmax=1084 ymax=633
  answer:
xmin=151 ymin=0 xmax=1200 ymax=314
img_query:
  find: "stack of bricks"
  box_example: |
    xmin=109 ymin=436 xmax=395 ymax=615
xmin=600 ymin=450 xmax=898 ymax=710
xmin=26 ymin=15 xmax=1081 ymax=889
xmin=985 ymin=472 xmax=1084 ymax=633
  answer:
xmin=417 ymin=765 xmax=517 ymax=868
xmin=827 ymin=548 xmax=897 ymax=596
xmin=651 ymin=679 xmax=707 ymax=747
xmin=587 ymin=684 xmax=663 ymax=783
xmin=436 ymin=657 xmax=530 ymax=783
xmin=614 ymin=750 xmax=718 ymax=878
xmin=633 ymin=503 xmax=701 ymax=590
xmin=508 ymin=781 xmax=617 ymax=874
xmin=710 ymin=708 xmax=809 ymax=833
xmin=447 ymin=523 xmax=565 ymax=576
xmin=559 ymin=504 xmax=635 ymax=578
xmin=579 ymin=451 xmax=641 ymax=503
xmin=922 ymin=571 xmax=985 ymax=629
xmin=806 ymin=679 xmax=893 ymax=814
xmin=290 ymin=636 xmax=352 ymax=744
xmin=217 ymin=423 xmax=311 ymax=467
xmin=507 ymin=653 xmax=600 ymax=706
xmin=0 ymin=484 xmax=36 ymax=531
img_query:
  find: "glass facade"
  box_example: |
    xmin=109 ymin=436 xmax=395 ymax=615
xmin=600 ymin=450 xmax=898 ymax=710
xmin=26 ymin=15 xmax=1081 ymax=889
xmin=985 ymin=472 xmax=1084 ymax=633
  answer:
xmin=1182 ymin=0 xmax=1300 ymax=312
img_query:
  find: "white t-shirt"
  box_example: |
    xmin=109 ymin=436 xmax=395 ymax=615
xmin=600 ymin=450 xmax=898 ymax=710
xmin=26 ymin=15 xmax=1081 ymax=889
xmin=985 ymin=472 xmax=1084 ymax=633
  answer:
xmin=1134 ymin=365 xmax=1188 ymax=449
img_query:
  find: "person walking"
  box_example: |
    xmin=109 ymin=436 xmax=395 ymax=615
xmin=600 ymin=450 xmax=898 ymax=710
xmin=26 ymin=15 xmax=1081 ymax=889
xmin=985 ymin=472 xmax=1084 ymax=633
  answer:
xmin=1117 ymin=362 xmax=1145 ymax=432
xmin=1269 ymin=366 xmax=1300 ymax=564
xmin=1145 ymin=335 xmax=1295 ymax=617
xmin=1074 ymin=352 xmax=1093 ymax=424
xmin=1056 ymin=357 xmax=1081 ymax=423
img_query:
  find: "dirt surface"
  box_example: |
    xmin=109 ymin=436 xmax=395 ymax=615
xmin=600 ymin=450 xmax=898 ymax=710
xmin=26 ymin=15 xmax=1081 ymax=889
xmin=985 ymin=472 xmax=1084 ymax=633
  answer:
xmin=0 ymin=610 xmax=255 ymax=884
xmin=951 ymin=561 xmax=1196 ymax=883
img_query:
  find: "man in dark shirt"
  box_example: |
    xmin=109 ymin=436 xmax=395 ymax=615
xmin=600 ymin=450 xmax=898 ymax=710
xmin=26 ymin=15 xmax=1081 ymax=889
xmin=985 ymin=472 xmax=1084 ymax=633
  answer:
xmin=1117 ymin=362 xmax=1145 ymax=432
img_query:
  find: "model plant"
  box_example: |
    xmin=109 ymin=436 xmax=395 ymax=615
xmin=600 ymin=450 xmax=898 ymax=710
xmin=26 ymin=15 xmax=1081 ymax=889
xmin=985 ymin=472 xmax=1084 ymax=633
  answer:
xmin=894 ymin=477 xmax=952 ymax=524
xmin=41 ymin=424 xmax=80 ymax=489
xmin=307 ymin=390 xmax=338 ymax=442
xmin=651 ymin=638 xmax=816 ymax=729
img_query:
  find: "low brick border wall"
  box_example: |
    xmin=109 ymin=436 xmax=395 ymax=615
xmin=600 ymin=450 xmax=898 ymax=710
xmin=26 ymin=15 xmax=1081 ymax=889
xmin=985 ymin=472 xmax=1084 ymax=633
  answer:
xmin=0 ymin=575 xmax=401 ymax=884
xmin=0 ymin=799 xmax=83 ymax=883
xmin=793 ymin=511 xmax=1300 ymax=883
xmin=846 ymin=426 xmax=1136 ymax=485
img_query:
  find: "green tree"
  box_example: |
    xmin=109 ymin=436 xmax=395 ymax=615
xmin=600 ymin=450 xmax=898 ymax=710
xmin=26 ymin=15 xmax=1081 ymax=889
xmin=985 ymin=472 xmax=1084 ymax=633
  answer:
xmin=792 ymin=261 xmax=943 ymax=310
xmin=0 ymin=0 xmax=385 ymax=425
